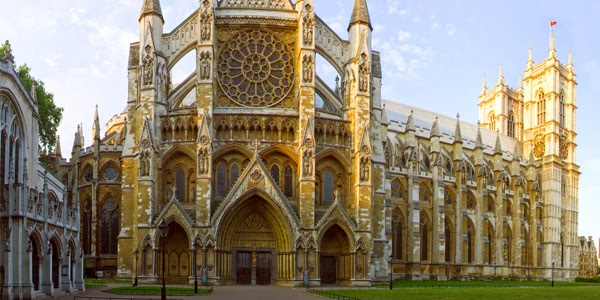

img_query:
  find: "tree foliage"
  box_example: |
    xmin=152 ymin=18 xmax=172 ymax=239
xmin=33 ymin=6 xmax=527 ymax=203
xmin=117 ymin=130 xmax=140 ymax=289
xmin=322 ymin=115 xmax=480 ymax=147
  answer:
xmin=16 ymin=64 xmax=64 ymax=152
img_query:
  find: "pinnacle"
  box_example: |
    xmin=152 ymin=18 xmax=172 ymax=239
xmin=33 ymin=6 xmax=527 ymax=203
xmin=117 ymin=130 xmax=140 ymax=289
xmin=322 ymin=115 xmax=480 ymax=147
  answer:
xmin=348 ymin=0 xmax=373 ymax=31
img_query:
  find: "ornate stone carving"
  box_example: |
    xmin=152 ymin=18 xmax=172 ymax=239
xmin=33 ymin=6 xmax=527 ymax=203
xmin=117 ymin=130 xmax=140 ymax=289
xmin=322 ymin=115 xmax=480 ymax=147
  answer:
xmin=198 ymin=147 xmax=210 ymax=174
xmin=250 ymin=169 xmax=264 ymax=183
xmin=302 ymin=4 xmax=314 ymax=46
xmin=200 ymin=1 xmax=213 ymax=41
xmin=559 ymin=135 xmax=569 ymax=159
xmin=360 ymin=156 xmax=370 ymax=181
xmin=534 ymin=135 xmax=545 ymax=158
xmin=358 ymin=53 xmax=370 ymax=93
xmin=142 ymin=45 xmax=154 ymax=86
xmin=199 ymin=51 xmax=212 ymax=80
xmin=139 ymin=150 xmax=151 ymax=177
xmin=1 ymin=40 xmax=14 ymax=62
xmin=217 ymin=29 xmax=295 ymax=107
xmin=302 ymin=54 xmax=314 ymax=83
xmin=302 ymin=149 xmax=313 ymax=178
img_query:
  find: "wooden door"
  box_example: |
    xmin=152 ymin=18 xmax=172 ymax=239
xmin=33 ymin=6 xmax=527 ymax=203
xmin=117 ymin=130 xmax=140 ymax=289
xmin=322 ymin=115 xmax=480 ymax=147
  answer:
xmin=256 ymin=252 xmax=271 ymax=285
xmin=321 ymin=256 xmax=336 ymax=285
xmin=236 ymin=252 xmax=251 ymax=285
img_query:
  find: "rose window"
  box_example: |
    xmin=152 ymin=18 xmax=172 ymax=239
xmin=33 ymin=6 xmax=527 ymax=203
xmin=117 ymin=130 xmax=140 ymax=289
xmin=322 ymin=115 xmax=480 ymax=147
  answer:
xmin=217 ymin=29 xmax=294 ymax=107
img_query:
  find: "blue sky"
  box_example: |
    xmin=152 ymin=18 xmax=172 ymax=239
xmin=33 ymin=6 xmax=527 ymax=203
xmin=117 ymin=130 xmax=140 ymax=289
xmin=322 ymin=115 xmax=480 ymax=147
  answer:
xmin=1 ymin=1 xmax=598 ymax=241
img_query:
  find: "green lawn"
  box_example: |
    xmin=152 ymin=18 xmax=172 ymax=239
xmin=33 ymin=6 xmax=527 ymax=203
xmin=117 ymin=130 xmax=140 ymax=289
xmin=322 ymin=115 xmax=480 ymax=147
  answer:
xmin=326 ymin=286 xmax=600 ymax=300
xmin=106 ymin=286 xmax=212 ymax=296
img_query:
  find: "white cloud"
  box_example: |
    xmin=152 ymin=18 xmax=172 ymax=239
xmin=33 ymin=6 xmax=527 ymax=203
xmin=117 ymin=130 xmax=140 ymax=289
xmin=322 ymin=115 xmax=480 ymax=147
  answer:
xmin=397 ymin=31 xmax=412 ymax=42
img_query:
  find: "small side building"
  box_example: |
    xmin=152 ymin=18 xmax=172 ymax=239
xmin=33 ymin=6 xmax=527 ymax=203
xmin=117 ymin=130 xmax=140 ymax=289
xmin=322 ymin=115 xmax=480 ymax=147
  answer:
xmin=578 ymin=236 xmax=598 ymax=278
xmin=0 ymin=41 xmax=84 ymax=299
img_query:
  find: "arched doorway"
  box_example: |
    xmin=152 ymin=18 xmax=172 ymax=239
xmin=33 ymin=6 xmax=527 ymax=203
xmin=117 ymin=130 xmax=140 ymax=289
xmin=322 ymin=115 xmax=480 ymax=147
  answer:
xmin=319 ymin=224 xmax=352 ymax=285
xmin=30 ymin=236 xmax=41 ymax=290
xmin=50 ymin=239 xmax=60 ymax=289
xmin=159 ymin=221 xmax=190 ymax=283
xmin=217 ymin=193 xmax=293 ymax=285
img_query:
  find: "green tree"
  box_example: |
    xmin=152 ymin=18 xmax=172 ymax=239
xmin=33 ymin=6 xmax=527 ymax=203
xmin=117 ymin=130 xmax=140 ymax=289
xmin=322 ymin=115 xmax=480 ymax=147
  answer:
xmin=2 ymin=40 xmax=64 ymax=152
xmin=16 ymin=65 xmax=64 ymax=153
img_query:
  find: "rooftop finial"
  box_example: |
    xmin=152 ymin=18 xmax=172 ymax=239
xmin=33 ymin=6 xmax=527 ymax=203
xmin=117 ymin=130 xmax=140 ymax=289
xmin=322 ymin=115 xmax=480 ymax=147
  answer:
xmin=480 ymin=73 xmax=487 ymax=96
xmin=348 ymin=0 xmax=373 ymax=31
xmin=548 ymin=31 xmax=557 ymax=59
xmin=497 ymin=62 xmax=505 ymax=85
xmin=140 ymin=0 xmax=164 ymax=23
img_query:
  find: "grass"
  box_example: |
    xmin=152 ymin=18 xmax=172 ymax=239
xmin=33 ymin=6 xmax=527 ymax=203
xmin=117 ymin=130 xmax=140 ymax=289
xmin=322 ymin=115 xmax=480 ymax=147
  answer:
xmin=106 ymin=286 xmax=212 ymax=296
xmin=326 ymin=286 xmax=600 ymax=300
xmin=314 ymin=281 xmax=600 ymax=300
xmin=84 ymin=278 xmax=132 ymax=288
xmin=373 ymin=279 xmax=595 ymax=288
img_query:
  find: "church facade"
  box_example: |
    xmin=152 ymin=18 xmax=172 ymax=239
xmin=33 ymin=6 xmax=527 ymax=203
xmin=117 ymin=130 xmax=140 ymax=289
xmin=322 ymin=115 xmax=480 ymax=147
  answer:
xmin=63 ymin=0 xmax=579 ymax=285
xmin=0 ymin=43 xmax=84 ymax=299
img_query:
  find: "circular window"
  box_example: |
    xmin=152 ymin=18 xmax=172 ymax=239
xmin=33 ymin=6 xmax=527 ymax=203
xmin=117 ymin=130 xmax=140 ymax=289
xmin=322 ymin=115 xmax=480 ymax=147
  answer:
xmin=217 ymin=29 xmax=295 ymax=107
xmin=83 ymin=168 xmax=93 ymax=183
xmin=103 ymin=166 xmax=119 ymax=182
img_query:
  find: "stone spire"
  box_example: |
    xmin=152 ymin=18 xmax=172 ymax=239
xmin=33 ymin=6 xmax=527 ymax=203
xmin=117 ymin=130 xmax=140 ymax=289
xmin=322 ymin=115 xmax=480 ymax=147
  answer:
xmin=430 ymin=117 xmax=441 ymax=138
xmin=527 ymin=45 xmax=534 ymax=69
xmin=497 ymin=63 xmax=505 ymax=85
xmin=568 ymin=49 xmax=574 ymax=71
xmin=518 ymin=74 xmax=523 ymax=94
xmin=453 ymin=113 xmax=462 ymax=144
xmin=54 ymin=135 xmax=62 ymax=157
xmin=140 ymin=0 xmax=164 ymax=23
xmin=480 ymin=73 xmax=487 ymax=96
xmin=406 ymin=110 xmax=415 ymax=132
xmin=548 ymin=31 xmax=557 ymax=59
xmin=512 ymin=143 xmax=520 ymax=162
xmin=475 ymin=121 xmax=483 ymax=149
xmin=73 ymin=125 xmax=82 ymax=148
xmin=92 ymin=105 xmax=100 ymax=143
xmin=528 ymin=145 xmax=536 ymax=166
xmin=348 ymin=0 xmax=372 ymax=31
xmin=30 ymin=80 xmax=37 ymax=102
xmin=494 ymin=131 xmax=502 ymax=155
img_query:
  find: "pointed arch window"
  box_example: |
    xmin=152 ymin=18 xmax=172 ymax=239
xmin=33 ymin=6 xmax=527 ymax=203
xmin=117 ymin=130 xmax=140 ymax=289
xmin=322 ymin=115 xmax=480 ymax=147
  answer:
xmin=508 ymin=112 xmax=515 ymax=138
xmin=100 ymin=197 xmax=119 ymax=255
xmin=392 ymin=211 xmax=404 ymax=260
xmin=323 ymin=170 xmax=334 ymax=205
xmin=420 ymin=212 xmax=429 ymax=261
xmin=284 ymin=166 xmax=293 ymax=197
xmin=82 ymin=199 xmax=92 ymax=255
xmin=175 ymin=168 xmax=186 ymax=202
xmin=444 ymin=219 xmax=452 ymax=262
xmin=216 ymin=163 xmax=227 ymax=196
xmin=0 ymin=132 xmax=4 ymax=185
xmin=537 ymin=92 xmax=546 ymax=125
xmin=559 ymin=92 xmax=566 ymax=127
xmin=270 ymin=164 xmax=280 ymax=185
xmin=391 ymin=180 xmax=403 ymax=199
xmin=489 ymin=112 xmax=496 ymax=131
xmin=230 ymin=163 xmax=240 ymax=188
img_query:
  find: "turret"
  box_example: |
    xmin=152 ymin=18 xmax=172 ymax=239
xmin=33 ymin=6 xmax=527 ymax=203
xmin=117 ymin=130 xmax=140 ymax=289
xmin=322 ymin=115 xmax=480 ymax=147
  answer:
xmin=548 ymin=31 xmax=557 ymax=60
xmin=92 ymin=105 xmax=100 ymax=145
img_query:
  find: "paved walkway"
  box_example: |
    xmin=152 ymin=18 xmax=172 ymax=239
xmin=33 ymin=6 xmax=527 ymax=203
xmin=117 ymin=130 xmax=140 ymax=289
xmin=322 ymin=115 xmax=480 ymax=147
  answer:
xmin=48 ymin=285 xmax=323 ymax=300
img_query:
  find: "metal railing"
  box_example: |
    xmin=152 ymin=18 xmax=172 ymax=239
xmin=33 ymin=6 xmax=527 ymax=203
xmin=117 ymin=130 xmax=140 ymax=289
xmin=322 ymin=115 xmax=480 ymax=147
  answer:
xmin=306 ymin=288 xmax=361 ymax=300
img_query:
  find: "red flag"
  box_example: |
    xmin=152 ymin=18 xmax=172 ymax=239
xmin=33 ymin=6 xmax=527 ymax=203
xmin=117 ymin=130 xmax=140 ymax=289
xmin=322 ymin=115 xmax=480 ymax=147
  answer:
xmin=550 ymin=20 xmax=557 ymax=27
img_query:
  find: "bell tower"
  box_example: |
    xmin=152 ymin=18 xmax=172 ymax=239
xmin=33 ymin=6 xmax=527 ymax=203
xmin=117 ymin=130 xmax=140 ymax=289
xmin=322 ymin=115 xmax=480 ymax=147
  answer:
xmin=522 ymin=31 xmax=579 ymax=279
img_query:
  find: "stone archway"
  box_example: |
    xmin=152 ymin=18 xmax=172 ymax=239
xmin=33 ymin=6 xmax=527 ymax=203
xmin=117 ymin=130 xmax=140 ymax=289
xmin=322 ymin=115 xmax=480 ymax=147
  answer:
xmin=319 ymin=224 xmax=353 ymax=285
xmin=217 ymin=194 xmax=293 ymax=285
xmin=159 ymin=221 xmax=190 ymax=283
xmin=50 ymin=239 xmax=61 ymax=289
xmin=30 ymin=235 xmax=41 ymax=290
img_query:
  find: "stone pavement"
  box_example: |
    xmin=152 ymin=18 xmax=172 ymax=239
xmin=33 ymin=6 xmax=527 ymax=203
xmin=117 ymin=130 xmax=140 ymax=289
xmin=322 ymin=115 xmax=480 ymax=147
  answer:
xmin=47 ymin=285 xmax=323 ymax=300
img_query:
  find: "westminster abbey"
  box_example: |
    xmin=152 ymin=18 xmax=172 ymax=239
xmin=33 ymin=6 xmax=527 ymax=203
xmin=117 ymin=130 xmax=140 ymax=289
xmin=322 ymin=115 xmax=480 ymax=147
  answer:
xmin=49 ymin=0 xmax=579 ymax=286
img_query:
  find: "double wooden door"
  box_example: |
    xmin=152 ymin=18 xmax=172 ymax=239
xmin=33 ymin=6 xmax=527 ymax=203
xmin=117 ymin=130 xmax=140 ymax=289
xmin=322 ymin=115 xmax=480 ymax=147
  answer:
xmin=256 ymin=252 xmax=271 ymax=285
xmin=321 ymin=256 xmax=337 ymax=285
xmin=236 ymin=251 xmax=272 ymax=285
xmin=236 ymin=252 xmax=251 ymax=285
